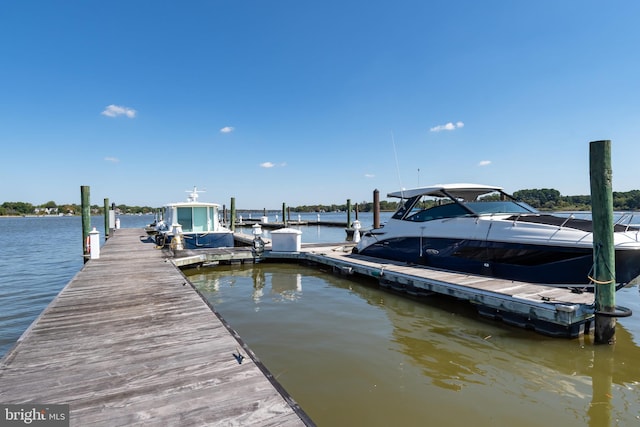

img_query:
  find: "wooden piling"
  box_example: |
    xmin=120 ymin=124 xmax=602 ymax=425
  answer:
xmin=346 ymin=199 xmax=352 ymax=227
xmin=373 ymin=189 xmax=380 ymax=229
xmin=103 ymin=198 xmax=110 ymax=240
xmin=230 ymin=197 xmax=236 ymax=231
xmin=111 ymin=202 xmax=117 ymax=234
xmin=589 ymin=140 xmax=616 ymax=344
xmin=81 ymin=185 xmax=90 ymax=262
xmin=282 ymin=202 xmax=286 ymax=227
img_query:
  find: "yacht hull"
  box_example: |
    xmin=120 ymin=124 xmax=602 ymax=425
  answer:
xmin=356 ymin=236 xmax=640 ymax=287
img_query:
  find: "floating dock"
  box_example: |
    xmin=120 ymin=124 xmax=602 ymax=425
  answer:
xmin=173 ymin=236 xmax=596 ymax=338
xmin=301 ymin=248 xmax=596 ymax=338
xmin=0 ymin=229 xmax=312 ymax=426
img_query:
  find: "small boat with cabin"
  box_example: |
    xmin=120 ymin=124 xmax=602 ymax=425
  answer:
xmin=155 ymin=187 xmax=234 ymax=249
xmin=353 ymin=183 xmax=640 ymax=290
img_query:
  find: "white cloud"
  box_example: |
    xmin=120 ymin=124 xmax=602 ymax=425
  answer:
xmin=478 ymin=160 xmax=492 ymax=166
xmin=220 ymin=126 xmax=234 ymax=133
xmin=260 ymin=161 xmax=287 ymax=168
xmin=364 ymin=173 xmax=375 ymax=178
xmin=101 ymin=104 xmax=137 ymax=118
xmin=430 ymin=121 xmax=464 ymax=132
xmin=104 ymin=157 xmax=120 ymax=163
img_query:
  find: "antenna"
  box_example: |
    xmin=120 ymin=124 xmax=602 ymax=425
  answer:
xmin=186 ymin=186 xmax=206 ymax=202
xmin=391 ymin=131 xmax=405 ymax=199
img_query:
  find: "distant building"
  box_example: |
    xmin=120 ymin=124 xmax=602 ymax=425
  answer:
xmin=34 ymin=207 xmax=59 ymax=215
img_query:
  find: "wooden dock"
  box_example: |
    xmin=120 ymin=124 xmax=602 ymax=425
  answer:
xmin=0 ymin=229 xmax=312 ymax=426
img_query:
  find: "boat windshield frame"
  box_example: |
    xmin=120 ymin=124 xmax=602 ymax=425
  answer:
xmin=392 ymin=188 xmax=538 ymax=222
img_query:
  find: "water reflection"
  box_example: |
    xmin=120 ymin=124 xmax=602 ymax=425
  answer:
xmin=187 ymin=264 xmax=304 ymax=307
xmin=185 ymin=264 xmax=640 ymax=426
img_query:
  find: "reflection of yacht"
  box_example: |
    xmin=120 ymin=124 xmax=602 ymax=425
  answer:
xmin=354 ymin=183 xmax=640 ymax=288
xmin=155 ymin=187 xmax=234 ymax=249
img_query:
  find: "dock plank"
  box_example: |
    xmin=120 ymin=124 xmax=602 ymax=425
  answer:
xmin=0 ymin=229 xmax=310 ymax=426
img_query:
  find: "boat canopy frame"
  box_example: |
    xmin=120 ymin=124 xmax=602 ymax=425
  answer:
xmin=390 ymin=184 xmax=537 ymax=222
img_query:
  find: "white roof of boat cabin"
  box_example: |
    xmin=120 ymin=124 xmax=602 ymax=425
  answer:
xmin=164 ymin=201 xmax=221 ymax=208
xmin=387 ymin=183 xmax=504 ymax=200
xmin=164 ymin=186 xmax=221 ymax=207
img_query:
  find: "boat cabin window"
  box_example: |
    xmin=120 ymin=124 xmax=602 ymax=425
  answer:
xmin=176 ymin=206 xmax=213 ymax=232
xmin=177 ymin=207 xmax=194 ymax=232
xmin=192 ymin=207 xmax=209 ymax=232
xmin=392 ymin=196 xmax=418 ymax=220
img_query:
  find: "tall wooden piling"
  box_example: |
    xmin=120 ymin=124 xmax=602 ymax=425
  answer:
xmin=81 ymin=186 xmax=90 ymax=261
xmin=373 ymin=189 xmax=380 ymax=229
xmin=103 ymin=198 xmax=110 ymax=240
xmin=282 ymin=203 xmax=286 ymax=226
xmin=346 ymin=199 xmax=352 ymax=227
xmin=230 ymin=197 xmax=236 ymax=231
xmin=111 ymin=202 xmax=117 ymax=234
xmin=589 ymin=140 xmax=616 ymax=344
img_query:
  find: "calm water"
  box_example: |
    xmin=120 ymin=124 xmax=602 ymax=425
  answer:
xmin=2 ymin=213 xmax=640 ymax=426
xmin=186 ymin=264 xmax=640 ymax=426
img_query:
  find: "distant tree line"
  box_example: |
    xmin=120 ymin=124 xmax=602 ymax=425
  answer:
xmin=4 ymin=189 xmax=640 ymax=216
xmin=290 ymin=200 xmax=399 ymax=213
xmin=512 ymin=188 xmax=640 ymax=211
xmin=0 ymin=201 xmax=156 ymax=216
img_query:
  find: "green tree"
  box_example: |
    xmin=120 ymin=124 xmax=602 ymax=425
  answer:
xmin=1 ymin=202 xmax=34 ymax=215
xmin=513 ymin=189 xmax=561 ymax=209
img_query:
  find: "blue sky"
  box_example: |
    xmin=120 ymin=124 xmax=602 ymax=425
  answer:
xmin=2 ymin=1 xmax=640 ymax=209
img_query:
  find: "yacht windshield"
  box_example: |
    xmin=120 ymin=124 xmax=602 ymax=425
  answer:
xmin=464 ymin=201 xmax=537 ymax=215
xmin=392 ymin=188 xmax=537 ymax=222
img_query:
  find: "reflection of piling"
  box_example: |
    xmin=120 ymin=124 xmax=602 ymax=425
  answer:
xmin=587 ymin=347 xmax=613 ymax=426
xmin=589 ymin=140 xmax=616 ymax=344
xmin=373 ymin=189 xmax=380 ymax=229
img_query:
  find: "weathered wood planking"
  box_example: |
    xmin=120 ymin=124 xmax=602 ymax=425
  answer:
xmin=0 ymin=228 xmax=311 ymax=426
xmin=328 ymin=250 xmax=595 ymax=305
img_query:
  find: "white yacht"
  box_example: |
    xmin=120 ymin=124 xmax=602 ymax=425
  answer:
xmin=353 ymin=183 xmax=640 ymax=289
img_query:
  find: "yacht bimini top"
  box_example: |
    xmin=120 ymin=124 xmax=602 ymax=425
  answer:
xmin=387 ymin=183 xmax=505 ymax=200
xmin=389 ymin=183 xmax=538 ymax=221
